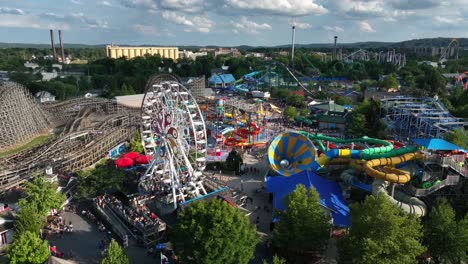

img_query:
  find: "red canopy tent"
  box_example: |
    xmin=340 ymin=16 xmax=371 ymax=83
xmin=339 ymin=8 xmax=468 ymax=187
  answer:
xmin=122 ymin=152 xmax=141 ymax=160
xmin=135 ymin=155 xmax=153 ymax=165
xmin=114 ymin=157 xmax=134 ymax=168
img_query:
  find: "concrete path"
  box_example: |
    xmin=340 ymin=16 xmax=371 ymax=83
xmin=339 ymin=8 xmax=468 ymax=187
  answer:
xmin=47 ymin=211 xmax=154 ymax=264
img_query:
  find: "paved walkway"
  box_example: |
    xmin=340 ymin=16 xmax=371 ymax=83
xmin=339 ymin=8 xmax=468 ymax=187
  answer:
xmin=214 ymin=152 xmax=339 ymax=263
xmin=211 ymin=152 xmax=273 ymax=263
xmin=47 ymin=211 xmax=154 ymax=264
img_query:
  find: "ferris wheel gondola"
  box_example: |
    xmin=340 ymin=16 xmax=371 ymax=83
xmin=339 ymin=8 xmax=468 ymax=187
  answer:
xmin=139 ymin=74 xmax=208 ymax=208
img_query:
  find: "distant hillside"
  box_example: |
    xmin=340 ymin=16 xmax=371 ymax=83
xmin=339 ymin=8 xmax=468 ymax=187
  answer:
xmin=0 ymin=37 xmax=466 ymax=50
xmin=401 ymin=38 xmax=468 ymax=48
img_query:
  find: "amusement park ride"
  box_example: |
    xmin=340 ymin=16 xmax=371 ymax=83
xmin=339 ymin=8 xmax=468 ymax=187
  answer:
xmin=267 ymin=131 xmax=467 ymax=217
xmin=201 ymin=97 xmax=271 ymax=161
xmin=138 ymin=74 xmax=208 ymax=208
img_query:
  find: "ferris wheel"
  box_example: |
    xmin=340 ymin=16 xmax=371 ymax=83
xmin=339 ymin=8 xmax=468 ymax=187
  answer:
xmin=139 ymin=74 xmax=207 ymax=208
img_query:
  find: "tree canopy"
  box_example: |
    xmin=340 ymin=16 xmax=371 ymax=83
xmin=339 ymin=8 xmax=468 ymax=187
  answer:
xmin=172 ymin=199 xmax=259 ymax=264
xmin=338 ymin=193 xmax=425 ymax=264
xmin=224 ymin=149 xmax=243 ymax=172
xmin=75 ymin=164 xmax=127 ymax=199
xmin=423 ymin=198 xmax=468 ymax=264
xmin=351 ymin=99 xmax=386 ymax=138
xmin=443 ymin=128 xmax=468 ymax=149
xmin=13 ymin=204 xmax=46 ymax=236
xmin=380 ymin=73 xmax=399 ymax=89
xmin=283 ymin=106 xmax=297 ymax=121
xmin=129 ymin=131 xmax=144 ymax=153
xmin=6 ymin=231 xmax=50 ymax=264
xmin=17 ymin=177 xmax=65 ymax=216
xmin=100 ymin=239 xmax=129 ymax=264
xmin=273 ymin=184 xmax=332 ymax=255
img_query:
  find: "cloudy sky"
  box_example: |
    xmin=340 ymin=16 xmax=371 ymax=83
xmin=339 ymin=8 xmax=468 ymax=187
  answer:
xmin=0 ymin=0 xmax=467 ymax=46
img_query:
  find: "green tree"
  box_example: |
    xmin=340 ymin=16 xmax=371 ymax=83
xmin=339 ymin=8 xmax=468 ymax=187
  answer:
xmin=273 ymin=185 xmax=332 ymax=256
xmin=424 ymin=198 xmax=468 ymax=263
xmin=101 ymin=239 xmax=129 ymax=264
xmin=444 ymin=128 xmax=468 ymax=149
xmin=263 ymin=255 xmax=287 ymax=264
xmin=338 ymin=193 xmax=425 ymax=264
xmin=14 ymin=204 xmax=46 ymax=236
xmin=129 ymin=131 xmax=144 ymax=153
xmin=6 ymin=231 xmax=50 ymax=264
xmin=354 ymin=99 xmax=386 ymax=138
xmin=172 ymin=199 xmax=258 ymax=264
xmin=75 ymin=165 xmax=127 ymax=199
xmin=224 ymin=149 xmax=243 ymax=172
xmin=285 ymin=94 xmax=306 ymax=108
xmin=333 ymin=95 xmax=352 ymax=106
xmin=17 ymin=177 xmax=65 ymax=216
xmin=380 ymin=73 xmax=399 ymax=89
xmin=349 ymin=112 xmax=367 ymax=138
xmin=283 ymin=106 xmax=297 ymax=121
xmin=299 ymin=107 xmax=310 ymax=116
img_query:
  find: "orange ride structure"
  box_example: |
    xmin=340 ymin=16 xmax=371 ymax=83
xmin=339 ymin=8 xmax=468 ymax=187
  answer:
xmin=205 ymin=98 xmax=269 ymax=149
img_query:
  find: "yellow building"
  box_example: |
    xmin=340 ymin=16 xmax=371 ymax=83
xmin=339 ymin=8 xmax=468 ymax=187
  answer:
xmin=106 ymin=45 xmax=179 ymax=60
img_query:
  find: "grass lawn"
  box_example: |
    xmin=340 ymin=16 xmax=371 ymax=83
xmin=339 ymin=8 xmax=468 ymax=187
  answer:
xmin=0 ymin=135 xmax=52 ymax=158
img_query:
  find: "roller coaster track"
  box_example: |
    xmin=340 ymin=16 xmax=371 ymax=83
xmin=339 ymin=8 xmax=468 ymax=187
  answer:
xmin=439 ymin=38 xmax=459 ymax=63
xmin=0 ymin=126 xmax=136 ymax=192
xmin=0 ymin=96 xmax=139 ymax=192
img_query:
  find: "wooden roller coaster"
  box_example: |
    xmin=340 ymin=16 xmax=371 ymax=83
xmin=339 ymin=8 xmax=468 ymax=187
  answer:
xmin=0 ymin=82 xmax=139 ymax=192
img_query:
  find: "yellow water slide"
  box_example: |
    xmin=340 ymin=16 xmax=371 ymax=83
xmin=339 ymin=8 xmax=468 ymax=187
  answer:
xmin=352 ymin=153 xmax=424 ymax=184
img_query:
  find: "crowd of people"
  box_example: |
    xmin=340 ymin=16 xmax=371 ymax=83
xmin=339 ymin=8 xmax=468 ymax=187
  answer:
xmin=98 ymin=194 xmax=163 ymax=233
xmin=44 ymin=211 xmax=74 ymax=239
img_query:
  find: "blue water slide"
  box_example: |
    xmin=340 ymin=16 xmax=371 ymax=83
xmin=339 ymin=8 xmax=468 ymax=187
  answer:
xmin=233 ymin=84 xmax=249 ymax=92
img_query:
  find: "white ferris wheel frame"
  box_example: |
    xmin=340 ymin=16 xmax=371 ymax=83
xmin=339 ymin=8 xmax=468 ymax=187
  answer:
xmin=139 ymin=74 xmax=207 ymax=209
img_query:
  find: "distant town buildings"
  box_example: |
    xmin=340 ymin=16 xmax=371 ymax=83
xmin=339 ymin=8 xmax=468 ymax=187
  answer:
xmin=414 ymin=46 xmax=457 ymax=57
xmin=245 ymin=52 xmax=265 ymax=58
xmin=106 ymin=45 xmax=179 ymax=60
xmin=214 ymin=48 xmax=241 ymax=57
xmin=179 ymin=50 xmax=208 ymax=60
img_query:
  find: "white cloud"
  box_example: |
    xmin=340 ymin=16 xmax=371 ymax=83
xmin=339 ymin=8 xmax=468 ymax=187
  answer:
xmin=323 ymin=25 xmax=344 ymax=33
xmin=0 ymin=7 xmax=26 ymax=15
xmin=358 ymin=20 xmax=375 ymax=32
xmin=231 ymin=16 xmax=272 ymax=34
xmin=70 ymin=0 xmax=84 ymax=5
xmin=98 ymin=1 xmax=112 ymax=6
xmin=289 ymin=20 xmax=312 ymax=29
xmin=71 ymin=13 xmax=109 ymax=28
xmin=348 ymin=1 xmax=385 ymax=16
xmin=132 ymin=24 xmax=162 ymax=36
xmin=158 ymin=0 xmax=208 ymax=13
xmin=0 ymin=15 xmax=40 ymax=28
xmin=161 ymin=11 xmax=213 ymax=33
xmin=161 ymin=11 xmax=194 ymax=26
xmin=120 ymin=0 xmax=157 ymax=12
xmin=433 ymin=16 xmax=463 ymax=25
xmin=41 ymin=12 xmax=109 ymax=29
xmin=389 ymin=0 xmax=440 ymax=10
xmin=223 ymin=0 xmax=327 ymax=16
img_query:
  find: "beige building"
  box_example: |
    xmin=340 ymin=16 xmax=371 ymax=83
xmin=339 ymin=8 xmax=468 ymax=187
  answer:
xmin=106 ymin=45 xmax=179 ymax=60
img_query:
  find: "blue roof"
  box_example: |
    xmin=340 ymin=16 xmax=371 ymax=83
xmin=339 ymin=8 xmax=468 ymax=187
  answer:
xmin=412 ymin=138 xmax=465 ymax=151
xmin=208 ymin=74 xmax=236 ymax=85
xmin=266 ymin=170 xmax=350 ymax=227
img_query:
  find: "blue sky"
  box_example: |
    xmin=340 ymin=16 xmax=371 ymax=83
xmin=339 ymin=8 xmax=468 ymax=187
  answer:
xmin=0 ymin=0 xmax=467 ymax=46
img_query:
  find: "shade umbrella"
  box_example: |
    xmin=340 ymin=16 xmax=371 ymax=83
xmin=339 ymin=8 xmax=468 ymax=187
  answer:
xmin=135 ymin=155 xmax=153 ymax=164
xmin=122 ymin=152 xmax=141 ymax=160
xmin=115 ymin=157 xmax=134 ymax=168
